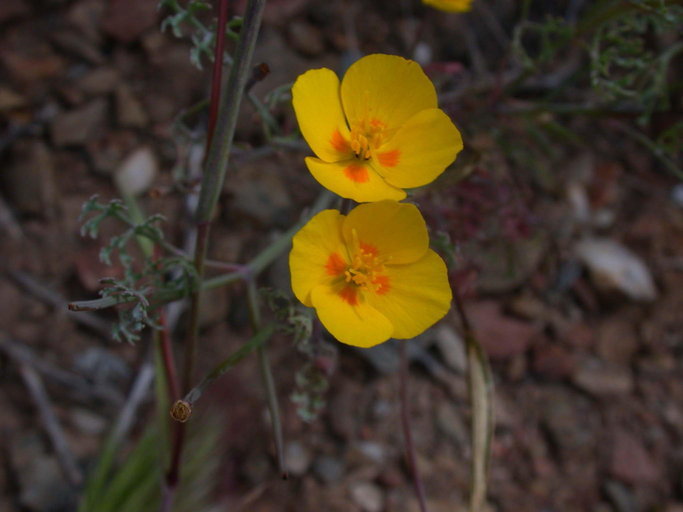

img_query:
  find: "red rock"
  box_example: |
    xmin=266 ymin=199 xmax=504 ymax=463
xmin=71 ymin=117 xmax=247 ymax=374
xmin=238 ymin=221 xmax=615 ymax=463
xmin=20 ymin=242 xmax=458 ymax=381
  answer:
xmin=609 ymin=429 xmax=661 ymax=485
xmin=101 ymin=0 xmax=158 ymax=43
xmin=563 ymin=322 xmax=595 ymax=348
xmin=532 ymin=343 xmax=575 ymax=379
xmin=597 ymin=315 xmax=639 ymax=365
xmin=466 ymin=301 xmax=537 ymax=359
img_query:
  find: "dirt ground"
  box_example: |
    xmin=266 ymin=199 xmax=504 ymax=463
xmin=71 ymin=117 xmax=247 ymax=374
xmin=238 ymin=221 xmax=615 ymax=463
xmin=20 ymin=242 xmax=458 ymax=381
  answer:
xmin=1 ymin=0 xmax=682 ymax=511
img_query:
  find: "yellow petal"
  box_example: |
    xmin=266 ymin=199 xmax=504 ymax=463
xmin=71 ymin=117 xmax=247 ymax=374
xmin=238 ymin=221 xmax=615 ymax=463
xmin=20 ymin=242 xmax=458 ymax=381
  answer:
xmin=289 ymin=209 xmax=347 ymax=307
xmin=366 ymin=250 xmax=452 ymax=339
xmin=341 ymin=54 xmax=437 ymax=134
xmin=305 ymin=157 xmax=406 ymax=203
xmin=422 ymin=0 xmax=473 ymax=13
xmin=343 ymin=201 xmax=429 ymax=264
xmin=311 ymin=284 xmax=393 ymax=347
xmin=292 ymin=68 xmax=353 ymax=163
xmin=373 ymin=108 xmax=463 ymax=189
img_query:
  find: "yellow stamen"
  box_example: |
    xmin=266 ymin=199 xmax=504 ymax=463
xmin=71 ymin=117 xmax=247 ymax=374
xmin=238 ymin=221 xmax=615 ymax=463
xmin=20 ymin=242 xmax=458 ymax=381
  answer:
xmin=349 ymin=119 xmax=386 ymax=160
xmin=340 ymin=229 xmax=388 ymax=294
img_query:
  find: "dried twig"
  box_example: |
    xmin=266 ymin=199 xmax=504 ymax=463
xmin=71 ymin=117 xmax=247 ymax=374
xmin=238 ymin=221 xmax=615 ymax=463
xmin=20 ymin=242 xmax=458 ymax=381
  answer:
xmin=452 ymin=293 xmax=494 ymax=512
xmin=0 ymin=336 xmax=123 ymax=406
xmin=17 ymin=362 xmax=83 ymax=486
xmin=0 ymin=196 xmax=23 ymax=240
xmin=110 ymin=362 xmax=154 ymax=447
xmin=9 ymin=270 xmax=111 ymax=338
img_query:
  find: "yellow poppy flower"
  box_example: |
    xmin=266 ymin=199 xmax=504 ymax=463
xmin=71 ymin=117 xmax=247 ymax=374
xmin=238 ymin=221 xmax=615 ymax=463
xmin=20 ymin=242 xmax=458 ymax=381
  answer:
xmin=422 ymin=0 xmax=473 ymax=12
xmin=289 ymin=201 xmax=452 ymax=347
xmin=292 ymin=54 xmax=463 ymax=203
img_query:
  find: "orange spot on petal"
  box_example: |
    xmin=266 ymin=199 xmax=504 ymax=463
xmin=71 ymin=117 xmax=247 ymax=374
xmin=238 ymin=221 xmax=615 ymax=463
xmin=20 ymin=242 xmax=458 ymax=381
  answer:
xmin=377 ymin=149 xmax=401 ymax=168
xmin=325 ymin=252 xmax=346 ymax=276
xmin=372 ymin=275 xmax=391 ymax=295
xmin=339 ymin=285 xmax=359 ymax=305
xmin=343 ymin=162 xmax=369 ymax=183
xmin=330 ymin=130 xmax=350 ymax=154
xmin=360 ymin=242 xmax=378 ymax=256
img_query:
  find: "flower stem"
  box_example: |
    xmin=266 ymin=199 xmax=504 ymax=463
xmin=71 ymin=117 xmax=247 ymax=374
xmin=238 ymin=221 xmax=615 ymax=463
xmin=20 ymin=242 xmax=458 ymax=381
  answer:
xmin=399 ymin=340 xmax=429 ymax=512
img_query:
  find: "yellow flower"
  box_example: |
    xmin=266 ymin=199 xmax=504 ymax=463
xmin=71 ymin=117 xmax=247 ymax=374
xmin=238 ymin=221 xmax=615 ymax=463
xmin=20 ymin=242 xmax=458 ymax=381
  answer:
xmin=289 ymin=201 xmax=452 ymax=347
xmin=422 ymin=0 xmax=473 ymax=12
xmin=292 ymin=54 xmax=463 ymax=203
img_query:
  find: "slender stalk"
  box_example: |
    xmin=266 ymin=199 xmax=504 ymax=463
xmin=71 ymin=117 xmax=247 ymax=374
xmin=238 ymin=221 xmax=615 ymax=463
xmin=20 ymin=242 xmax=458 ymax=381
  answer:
xmin=196 ymin=0 xmax=267 ymax=223
xmin=247 ymin=280 xmax=287 ymax=478
xmin=183 ymin=325 xmax=275 ymax=406
xmin=451 ymin=289 xmax=494 ymax=512
xmin=182 ymin=221 xmax=210 ymax=394
xmin=399 ymin=340 xmax=429 ymax=512
xmin=165 ymin=3 xmax=267 ymax=509
xmin=182 ymin=0 xmax=266 ymax=395
xmin=158 ymin=309 xmax=181 ymax=402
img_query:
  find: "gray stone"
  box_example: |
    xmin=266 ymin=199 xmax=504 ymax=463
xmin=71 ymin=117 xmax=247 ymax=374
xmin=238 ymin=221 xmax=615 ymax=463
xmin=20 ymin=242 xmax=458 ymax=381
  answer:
xmin=350 ymin=481 xmax=384 ymax=512
xmin=51 ymin=98 xmax=107 ymax=146
xmin=284 ymin=441 xmax=312 ymax=477
xmin=313 ymin=455 xmax=344 ymax=484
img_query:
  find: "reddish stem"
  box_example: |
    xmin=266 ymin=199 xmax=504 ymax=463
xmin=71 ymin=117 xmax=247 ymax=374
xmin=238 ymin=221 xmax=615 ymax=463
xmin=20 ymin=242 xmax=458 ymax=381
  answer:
xmin=206 ymin=0 xmax=231 ymax=150
xmin=158 ymin=309 xmax=181 ymax=401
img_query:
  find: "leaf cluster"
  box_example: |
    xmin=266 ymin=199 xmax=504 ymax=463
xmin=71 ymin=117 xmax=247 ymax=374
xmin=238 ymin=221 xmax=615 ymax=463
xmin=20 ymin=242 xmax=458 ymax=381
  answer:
xmin=262 ymin=288 xmax=333 ymax=422
xmin=590 ymin=0 xmax=683 ymax=123
xmin=159 ymin=0 xmax=242 ymax=69
xmin=80 ymin=196 xmax=197 ymax=343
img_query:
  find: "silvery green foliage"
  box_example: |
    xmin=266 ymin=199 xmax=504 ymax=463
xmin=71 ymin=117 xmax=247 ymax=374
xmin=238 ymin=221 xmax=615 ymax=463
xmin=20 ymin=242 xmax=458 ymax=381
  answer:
xmin=262 ymin=288 xmax=334 ymax=422
xmin=80 ymin=197 xmax=196 ymax=343
xmin=159 ymin=0 xmax=242 ymax=69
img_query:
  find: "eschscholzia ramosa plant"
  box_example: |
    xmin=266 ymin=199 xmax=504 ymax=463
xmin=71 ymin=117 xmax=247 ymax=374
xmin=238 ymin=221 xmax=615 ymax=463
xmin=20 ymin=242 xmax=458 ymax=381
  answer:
xmin=289 ymin=200 xmax=452 ymax=347
xmin=422 ymin=0 xmax=473 ymax=12
xmin=292 ymin=54 xmax=463 ymax=203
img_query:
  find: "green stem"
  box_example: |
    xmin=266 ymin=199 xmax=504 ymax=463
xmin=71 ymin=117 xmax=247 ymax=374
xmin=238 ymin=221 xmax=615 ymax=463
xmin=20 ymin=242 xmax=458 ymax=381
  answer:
xmin=183 ymin=325 xmax=275 ymax=405
xmin=246 ymin=280 xmax=287 ymax=478
xmin=195 ymin=0 xmax=267 ymax=223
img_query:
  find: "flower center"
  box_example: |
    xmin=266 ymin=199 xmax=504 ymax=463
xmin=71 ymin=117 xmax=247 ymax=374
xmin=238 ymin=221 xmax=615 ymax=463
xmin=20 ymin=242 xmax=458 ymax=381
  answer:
xmin=349 ymin=119 xmax=386 ymax=160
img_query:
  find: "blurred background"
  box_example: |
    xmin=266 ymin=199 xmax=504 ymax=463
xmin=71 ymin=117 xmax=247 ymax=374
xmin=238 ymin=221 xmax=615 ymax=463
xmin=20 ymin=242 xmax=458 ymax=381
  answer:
xmin=0 ymin=0 xmax=682 ymax=510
